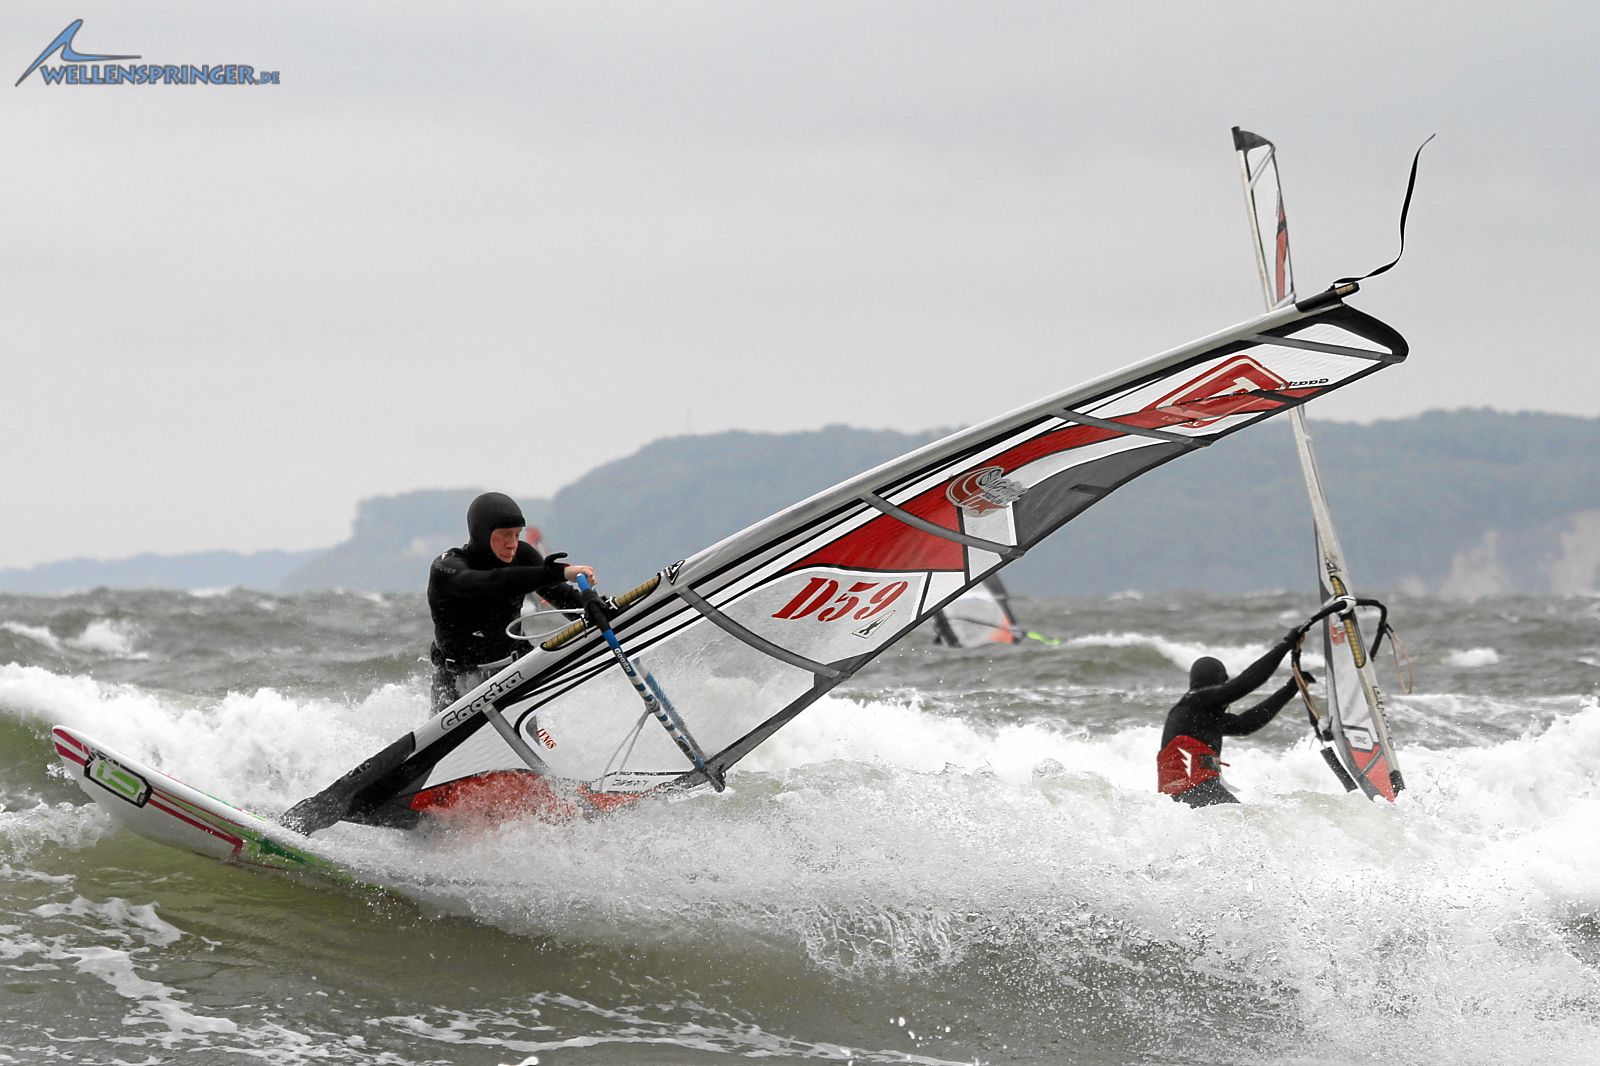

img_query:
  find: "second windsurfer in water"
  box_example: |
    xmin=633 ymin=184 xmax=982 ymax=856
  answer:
xmin=1156 ymin=624 xmax=1313 ymax=807
xmin=427 ymin=492 xmax=598 ymax=712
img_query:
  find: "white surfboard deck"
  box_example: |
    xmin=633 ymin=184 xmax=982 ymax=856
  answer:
xmin=52 ymin=724 xmax=355 ymax=883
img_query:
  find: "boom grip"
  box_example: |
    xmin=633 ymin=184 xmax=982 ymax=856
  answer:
xmin=575 ymin=573 xmax=610 ymax=631
xmin=540 ymin=574 xmax=662 ymax=651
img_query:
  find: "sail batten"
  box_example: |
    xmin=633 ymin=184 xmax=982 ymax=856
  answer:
xmin=860 ymin=492 xmax=1026 ymax=558
xmin=1057 ymin=407 xmax=1213 ymax=447
xmin=675 ymin=586 xmax=844 ymax=679
xmin=1239 ymin=333 xmax=1405 ymax=362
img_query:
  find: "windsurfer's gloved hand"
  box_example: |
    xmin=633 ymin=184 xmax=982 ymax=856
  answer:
xmin=599 ymin=595 xmax=622 ymax=621
xmin=1284 ymin=624 xmax=1310 ymax=646
xmin=1297 ymin=669 xmax=1318 ymax=685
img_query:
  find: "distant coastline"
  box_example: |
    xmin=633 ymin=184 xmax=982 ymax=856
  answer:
xmin=3 ymin=410 xmax=1595 ymax=598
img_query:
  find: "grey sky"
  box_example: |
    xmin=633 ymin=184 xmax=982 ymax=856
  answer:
xmin=2 ymin=2 xmax=1595 ymax=569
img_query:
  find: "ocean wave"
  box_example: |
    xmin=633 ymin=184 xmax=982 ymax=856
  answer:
xmin=1445 ymin=646 xmax=1502 ymax=667
xmin=66 ymin=619 xmax=146 ymax=659
xmin=1 ymin=621 xmax=64 ymax=653
xmin=0 ymin=663 xmax=428 ymax=813
xmin=357 ymin=696 xmax=1600 ymax=1064
xmin=3 ymin=590 xmax=1598 ymax=1064
xmin=1062 ymin=630 xmax=1303 ymax=677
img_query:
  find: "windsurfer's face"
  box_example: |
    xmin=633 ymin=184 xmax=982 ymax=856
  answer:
xmin=488 ymin=527 xmax=522 ymax=563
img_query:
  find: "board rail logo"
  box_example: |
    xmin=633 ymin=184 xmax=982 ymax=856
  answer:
xmin=16 ymin=19 xmax=281 ymax=87
xmin=85 ymin=750 xmax=152 ymax=807
xmin=1150 ymin=355 xmax=1290 ymax=428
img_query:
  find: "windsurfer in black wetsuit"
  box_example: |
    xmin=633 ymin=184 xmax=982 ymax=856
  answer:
xmin=1156 ymin=624 xmax=1315 ymax=807
xmin=427 ymin=492 xmax=599 ymax=712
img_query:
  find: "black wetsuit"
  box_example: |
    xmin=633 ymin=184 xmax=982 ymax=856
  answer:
xmin=427 ymin=493 xmax=580 ymax=712
xmin=1157 ymin=639 xmax=1299 ymax=807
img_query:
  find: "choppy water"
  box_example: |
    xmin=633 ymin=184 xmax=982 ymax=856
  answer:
xmin=2 ymin=588 xmax=1598 ymax=1065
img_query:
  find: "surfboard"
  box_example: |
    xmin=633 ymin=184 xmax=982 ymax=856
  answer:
xmin=51 ymin=724 xmax=356 ymax=882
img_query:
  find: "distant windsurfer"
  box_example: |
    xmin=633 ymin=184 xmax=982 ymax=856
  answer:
xmin=427 ymin=492 xmax=598 ymax=712
xmin=1156 ymin=624 xmax=1314 ymax=807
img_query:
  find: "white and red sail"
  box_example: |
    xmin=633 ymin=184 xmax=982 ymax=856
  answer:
xmin=290 ymin=279 xmax=1409 ymax=830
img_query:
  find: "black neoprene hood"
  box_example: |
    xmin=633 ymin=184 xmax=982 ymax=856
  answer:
xmin=465 ymin=492 xmax=525 ymax=553
xmin=1189 ymin=656 xmax=1229 ymax=688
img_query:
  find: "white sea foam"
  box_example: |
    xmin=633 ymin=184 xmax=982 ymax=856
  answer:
xmin=363 ymin=691 xmax=1600 ymax=1065
xmin=1 ymin=622 xmax=63 ymax=653
xmin=71 ymin=945 xmax=240 ymax=1037
xmin=1445 ymin=646 xmax=1501 ymax=667
xmin=12 ymin=893 xmax=247 ymax=1045
xmin=0 ymin=663 xmax=427 ymax=811
xmin=8 ymin=657 xmax=1600 ymax=1065
xmin=0 ymin=877 xmax=372 ymax=1060
xmin=0 ymin=803 xmax=114 ymax=859
xmin=31 ymin=896 xmax=185 ymax=948
xmin=1063 ymin=630 xmax=1319 ymax=677
xmin=375 ymin=996 xmax=952 ymax=1066
xmin=2 ymin=620 xmax=147 ymax=659
xmin=67 ymin=619 xmax=146 ymax=659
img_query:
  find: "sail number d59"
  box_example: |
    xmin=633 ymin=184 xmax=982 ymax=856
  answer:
xmin=772 ymin=577 xmax=909 ymax=622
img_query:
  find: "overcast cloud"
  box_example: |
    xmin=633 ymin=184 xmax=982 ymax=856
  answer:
xmin=1 ymin=2 xmax=1595 ymax=569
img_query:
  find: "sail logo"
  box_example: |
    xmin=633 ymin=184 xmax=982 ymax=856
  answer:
xmin=772 ymin=576 xmax=909 ymax=622
xmin=1152 ymin=356 xmax=1289 ymax=428
xmin=16 ymin=20 xmax=281 ymax=87
xmin=853 ymin=611 xmax=894 ymax=639
xmin=947 ymin=466 xmax=1027 ymax=515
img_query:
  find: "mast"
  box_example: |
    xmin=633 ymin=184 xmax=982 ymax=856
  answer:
xmin=1231 ymin=127 xmax=1404 ymax=800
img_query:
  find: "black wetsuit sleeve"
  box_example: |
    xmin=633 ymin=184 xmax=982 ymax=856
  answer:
xmin=1221 ymin=678 xmax=1300 ymax=736
xmin=539 ymin=581 xmax=583 ymax=611
xmin=430 ymin=552 xmax=567 ymax=600
xmin=1193 ymin=640 xmax=1292 ymax=706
